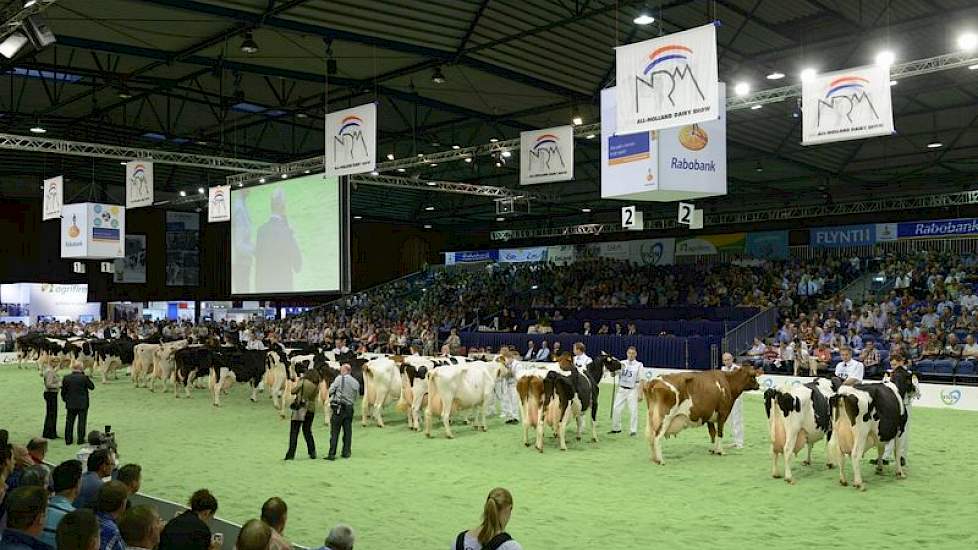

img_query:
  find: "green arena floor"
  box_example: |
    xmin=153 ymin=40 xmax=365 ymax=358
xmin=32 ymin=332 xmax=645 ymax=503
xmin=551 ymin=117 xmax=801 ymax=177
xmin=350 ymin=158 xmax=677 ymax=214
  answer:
xmin=2 ymin=365 xmax=977 ymax=549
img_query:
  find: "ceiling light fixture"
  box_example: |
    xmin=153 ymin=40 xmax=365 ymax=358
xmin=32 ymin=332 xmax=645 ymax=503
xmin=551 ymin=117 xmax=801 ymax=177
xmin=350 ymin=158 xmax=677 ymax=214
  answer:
xmin=586 ymin=134 xmax=595 ymax=139
xmin=875 ymin=50 xmax=895 ymax=67
xmin=489 ymin=138 xmax=498 ymax=143
xmin=386 ymin=153 xmax=395 ymax=160
xmin=926 ymin=140 xmax=943 ymax=149
xmin=425 ymin=206 xmax=435 ymax=211
xmin=240 ymin=31 xmax=259 ymax=54
xmin=259 ymin=178 xmax=266 ymax=183
xmin=957 ymin=32 xmax=978 ymax=52
xmin=179 ymin=191 xmax=187 ymax=197
xmin=397 ymin=168 xmax=406 ymax=172
xmin=451 ymin=144 xmax=460 ymax=150
xmin=572 ymin=115 xmax=583 ymax=125
xmin=968 ymin=64 xmax=978 ymax=70
xmin=495 ymin=217 xmax=504 ymax=222
xmin=495 ymin=162 xmax=502 ymax=167
xmin=750 ymin=104 xmax=763 ymax=110
xmin=29 ymin=122 xmax=46 ymax=134
xmin=353 ymin=215 xmax=362 ymax=220
xmin=430 ymin=162 xmax=438 ymax=167
xmin=889 ymin=80 xmax=897 ymax=86
xmin=800 ymin=68 xmax=817 ymax=82
xmin=464 ymin=157 xmax=473 ymax=163
xmin=370 ymin=170 xmax=379 ymax=176
xmin=238 ymin=183 xmax=244 ymax=188
xmin=280 ymin=174 xmax=288 ymax=179
xmin=304 ymin=169 xmax=311 ymax=174
xmin=766 ymin=71 xmax=785 ymax=80
xmin=431 ymin=66 xmax=446 ymax=84
xmin=197 ymin=187 xmax=205 ymax=194
xmin=426 ymin=181 xmax=437 ymax=186
xmin=581 ymin=208 xmax=592 ymax=213
xmin=501 ymin=150 xmax=512 ymax=158
xmin=0 ymin=31 xmax=28 ymax=59
xmin=734 ymin=81 xmax=750 ymax=96
xmin=423 ymin=224 xmax=432 ymax=229
xmin=633 ymin=12 xmax=655 ymax=25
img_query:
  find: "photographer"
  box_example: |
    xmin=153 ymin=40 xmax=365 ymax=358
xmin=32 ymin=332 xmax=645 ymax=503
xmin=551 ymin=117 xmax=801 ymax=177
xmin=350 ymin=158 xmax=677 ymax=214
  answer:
xmin=325 ymin=363 xmax=359 ymax=461
xmin=77 ymin=429 xmax=118 ymax=474
xmin=284 ymin=370 xmax=320 ymax=461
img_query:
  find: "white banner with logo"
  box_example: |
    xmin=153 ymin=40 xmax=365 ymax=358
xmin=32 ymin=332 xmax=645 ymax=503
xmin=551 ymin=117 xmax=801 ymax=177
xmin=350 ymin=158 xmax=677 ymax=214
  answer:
xmin=325 ymin=102 xmax=377 ymax=177
xmin=520 ymin=125 xmax=574 ymax=185
xmin=615 ymin=23 xmax=719 ymax=133
xmin=654 ymin=83 xmax=727 ymax=201
xmin=28 ymin=283 xmax=100 ymax=322
xmin=600 ymin=86 xmax=658 ymax=199
xmin=125 ymin=160 xmax=154 ymax=209
xmin=876 ymin=223 xmax=898 ymax=242
xmin=547 ymin=245 xmax=576 ymax=265
xmin=61 ymin=202 xmax=125 ymax=259
xmin=207 ymin=185 xmax=231 ymax=222
xmin=42 ymin=176 xmax=63 ymax=221
xmin=629 ymin=238 xmax=675 ymax=265
xmin=499 ymin=247 xmax=548 ymax=263
xmin=802 ymin=64 xmax=894 ymax=145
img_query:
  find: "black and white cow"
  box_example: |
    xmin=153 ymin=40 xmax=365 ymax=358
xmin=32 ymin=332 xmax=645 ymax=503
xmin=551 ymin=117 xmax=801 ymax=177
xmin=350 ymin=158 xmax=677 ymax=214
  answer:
xmin=173 ymin=345 xmax=216 ymax=398
xmin=763 ymin=378 xmax=835 ymax=484
xmin=829 ymin=366 xmax=917 ymax=490
xmin=93 ymin=338 xmax=136 ymax=383
xmin=539 ymin=355 xmax=603 ymax=451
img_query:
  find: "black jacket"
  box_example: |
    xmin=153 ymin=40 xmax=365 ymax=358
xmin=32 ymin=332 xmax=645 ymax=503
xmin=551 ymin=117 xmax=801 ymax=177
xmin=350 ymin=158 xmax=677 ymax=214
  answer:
xmin=158 ymin=510 xmax=211 ymax=550
xmin=60 ymin=371 xmax=95 ymax=410
xmin=254 ymin=215 xmax=302 ymax=292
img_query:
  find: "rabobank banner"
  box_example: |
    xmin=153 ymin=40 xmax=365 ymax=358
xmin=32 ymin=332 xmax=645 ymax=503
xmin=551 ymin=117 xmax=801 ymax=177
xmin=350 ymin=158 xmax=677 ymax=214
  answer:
xmin=897 ymin=218 xmax=978 ymax=239
xmin=810 ymin=224 xmax=876 ymax=248
xmin=654 ymin=83 xmax=727 ymax=202
xmin=746 ymin=231 xmax=789 ymax=259
xmin=444 ymin=250 xmax=498 ymax=265
xmin=499 ymin=247 xmax=548 ymax=263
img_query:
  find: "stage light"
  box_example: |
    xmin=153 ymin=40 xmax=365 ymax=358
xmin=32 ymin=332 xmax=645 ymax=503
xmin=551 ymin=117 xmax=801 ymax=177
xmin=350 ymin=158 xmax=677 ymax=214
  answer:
xmin=240 ymin=32 xmax=259 ymax=54
xmin=766 ymin=72 xmax=785 ymax=80
xmin=280 ymin=174 xmax=287 ymax=179
xmin=353 ymin=215 xmax=362 ymax=220
xmin=957 ymin=32 xmax=978 ymax=52
xmin=197 ymin=187 xmax=204 ymax=194
xmin=800 ymin=68 xmax=816 ymax=82
xmin=423 ymin=224 xmax=432 ymax=229
xmin=426 ymin=181 xmax=437 ymax=186
xmin=397 ymin=168 xmax=406 ymax=172
xmin=370 ymin=170 xmax=379 ymax=176
xmin=633 ymin=10 xmax=655 ymax=25
xmin=29 ymin=124 xmax=46 ymax=133
xmin=890 ymin=80 xmax=897 ymax=86
xmin=451 ymin=144 xmax=460 ymax=150
xmin=926 ymin=140 xmax=943 ymax=149
xmin=179 ymin=190 xmax=187 ymax=197
xmin=0 ymin=32 xmax=28 ymax=59
xmin=489 ymin=138 xmax=498 ymax=143
xmin=495 ymin=217 xmax=504 ymax=222
xmin=750 ymin=104 xmax=762 ymax=110
xmin=304 ymin=169 xmax=311 ymax=174
xmin=969 ymin=64 xmax=978 ymax=70
xmin=501 ymin=150 xmax=512 ymax=158
xmin=586 ymin=134 xmax=595 ymax=139
xmin=581 ymin=207 xmax=591 ymax=213
xmin=464 ymin=157 xmax=473 ymax=163
xmin=734 ymin=81 xmax=750 ymax=96
xmin=386 ymin=153 xmax=395 ymax=160
xmin=572 ymin=116 xmax=583 ymax=125
xmin=430 ymin=162 xmax=438 ymax=166
xmin=875 ymin=50 xmax=895 ymax=67
xmin=425 ymin=206 xmax=435 ymax=211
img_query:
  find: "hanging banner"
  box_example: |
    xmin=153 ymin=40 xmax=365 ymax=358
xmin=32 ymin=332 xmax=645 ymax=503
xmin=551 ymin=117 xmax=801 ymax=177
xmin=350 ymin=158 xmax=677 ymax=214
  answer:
xmin=444 ymin=250 xmax=498 ymax=266
xmin=125 ymin=161 xmax=154 ymax=209
xmin=113 ymin=234 xmax=147 ymax=284
xmin=802 ymin=64 xmax=894 ymax=145
xmin=601 ymin=86 xmax=657 ymax=199
xmin=615 ymin=23 xmax=719 ymax=133
xmin=499 ymin=247 xmax=548 ymax=263
xmin=875 ymin=223 xmax=898 ymax=242
xmin=519 ymin=125 xmax=574 ymax=185
xmin=207 ymin=185 xmax=231 ymax=222
xmin=675 ymin=233 xmax=745 ymax=256
xmin=325 ymin=103 xmax=377 ymax=177
xmin=897 ymin=218 xmax=978 ymax=239
xmin=746 ymin=231 xmax=789 ymax=259
xmin=61 ymin=203 xmax=126 ymax=259
xmin=810 ymin=224 xmax=876 ymax=248
xmin=42 ymin=175 xmax=63 ymax=221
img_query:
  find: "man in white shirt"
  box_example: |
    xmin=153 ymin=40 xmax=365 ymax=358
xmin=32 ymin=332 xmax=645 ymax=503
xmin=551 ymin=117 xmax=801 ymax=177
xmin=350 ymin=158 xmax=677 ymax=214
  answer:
xmin=535 ymin=341 xmax=550 ymax=362
xmin=920 ymin=308 xmax=938 ymax=330
xmin=523 ymin=341 xmax=536 ymax=361
xmin=609 ymin=347 xmax=644 ymax=436
xmin=961 ymin=291 xmax=978 ymax=311
xmin=572 ymin=342 xmax=592 ymax=370
xmin=834 ymin=347 xmax=864 ymax=386
xmin=494 ymin=347 xmax=520 ymax=425
xmin=720 ymin=353 xmax=744 ymax=449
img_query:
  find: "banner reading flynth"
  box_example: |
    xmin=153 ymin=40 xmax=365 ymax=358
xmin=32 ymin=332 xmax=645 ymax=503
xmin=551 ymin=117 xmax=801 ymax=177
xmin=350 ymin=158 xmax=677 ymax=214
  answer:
xmin=125 ymin=161 xmax=154 ymax=209
xmin=42 ymin=176 xmax=63 ymax=221
xmin=615 ymin=23 xmax=719 ymax=133
xmin=325 ymin=103 xmax=377 ymax=177
xmin=802 ymin=64 xmax=893 ymax=145
xmin=520 ymin=125 xmax=574 ymax=185
xmin=207 ymin=185 xmax=231 ymax=222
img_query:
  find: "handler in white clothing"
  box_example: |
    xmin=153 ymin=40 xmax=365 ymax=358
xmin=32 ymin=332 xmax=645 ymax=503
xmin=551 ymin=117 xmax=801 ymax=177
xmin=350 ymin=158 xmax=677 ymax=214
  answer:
xmin=494 ymin=347 xmax=520 ymax=424
xmin=572 ymin=342 xmax=591 ymax=370
xmin=610 ymin=346 xmax=643 ymax=436
xmin=834 ymin=347 xmax=864 ymax=386
xmin=721 ymin=352 xmax=744 ymax=449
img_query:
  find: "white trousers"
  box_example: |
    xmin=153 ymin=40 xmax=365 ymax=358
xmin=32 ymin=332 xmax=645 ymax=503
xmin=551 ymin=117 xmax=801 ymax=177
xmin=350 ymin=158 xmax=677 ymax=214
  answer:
xmin=494 ymin=379 xmax=519 ymax=421
xmin=611 ymin=387 xmax=639 ymax=433
xmin=728 ymin=396 xmax=744 ymax=446
xmin=883 ymin=403 xmax=911 ymax=461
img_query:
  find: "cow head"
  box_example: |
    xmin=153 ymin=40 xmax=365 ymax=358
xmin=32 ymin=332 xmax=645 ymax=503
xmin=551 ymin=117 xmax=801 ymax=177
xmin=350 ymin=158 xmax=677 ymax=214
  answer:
xmin=597 ymin=352 xmax=622 ymax=373
xmin=885 ymin=365 xmax=919 ymax=400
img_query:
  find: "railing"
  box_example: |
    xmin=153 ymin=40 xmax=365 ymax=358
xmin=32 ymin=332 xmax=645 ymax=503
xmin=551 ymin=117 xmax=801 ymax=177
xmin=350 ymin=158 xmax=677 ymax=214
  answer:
xmin=721 ymin=306 xmax=779 ymax=357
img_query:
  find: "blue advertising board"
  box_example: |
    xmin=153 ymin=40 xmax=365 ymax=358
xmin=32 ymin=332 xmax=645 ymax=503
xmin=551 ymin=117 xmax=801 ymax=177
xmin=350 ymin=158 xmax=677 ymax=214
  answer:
xmin=897 ymin=218 xmax=978 ymax=239
xmin=810 ymin=224 xmax=876 ymax=248
xmin=444 ymin=249 xmax=498 ymax=265
xmin=746 ymin=231 xmax=789 ymax=259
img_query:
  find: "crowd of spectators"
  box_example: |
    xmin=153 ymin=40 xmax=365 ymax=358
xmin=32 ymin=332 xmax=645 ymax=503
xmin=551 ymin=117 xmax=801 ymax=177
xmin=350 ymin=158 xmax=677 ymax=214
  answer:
xmin=0 ymin=429 xmax=357 ymax=550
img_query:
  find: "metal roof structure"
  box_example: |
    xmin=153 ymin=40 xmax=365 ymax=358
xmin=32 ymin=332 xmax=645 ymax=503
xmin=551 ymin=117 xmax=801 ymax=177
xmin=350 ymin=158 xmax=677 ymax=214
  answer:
xmin=1 ymin=0 xmax=977 ymax=230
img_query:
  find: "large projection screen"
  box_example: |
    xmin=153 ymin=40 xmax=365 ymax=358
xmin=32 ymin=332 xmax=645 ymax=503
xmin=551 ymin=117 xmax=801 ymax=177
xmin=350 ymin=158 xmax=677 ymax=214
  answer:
xmin=231 ymin=174 xmax=348 ymax=295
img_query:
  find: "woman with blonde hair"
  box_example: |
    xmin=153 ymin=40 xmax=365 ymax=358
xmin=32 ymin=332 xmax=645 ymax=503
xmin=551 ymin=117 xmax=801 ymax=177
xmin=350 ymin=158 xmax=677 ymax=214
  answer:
xmin=453 ymin=487 xmax=522 ymax=550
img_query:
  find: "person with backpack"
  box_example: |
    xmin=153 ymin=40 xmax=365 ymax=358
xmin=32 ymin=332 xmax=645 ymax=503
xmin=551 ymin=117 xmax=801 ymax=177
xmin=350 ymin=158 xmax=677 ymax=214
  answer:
xmin=453 ymin=487 xmax=521 ymax=550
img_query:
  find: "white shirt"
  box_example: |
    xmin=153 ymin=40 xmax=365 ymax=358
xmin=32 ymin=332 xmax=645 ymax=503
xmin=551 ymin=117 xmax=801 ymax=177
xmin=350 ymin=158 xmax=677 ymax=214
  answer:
xmin=617 ymin=359 xmax=644 ymax=389
xmin=535 ymin=347 xmax=550 ymax=361
xmin=574 ymin=353 xmax=592 ymax=369
xmin=834 ymin=359 xmax=864 ymax=382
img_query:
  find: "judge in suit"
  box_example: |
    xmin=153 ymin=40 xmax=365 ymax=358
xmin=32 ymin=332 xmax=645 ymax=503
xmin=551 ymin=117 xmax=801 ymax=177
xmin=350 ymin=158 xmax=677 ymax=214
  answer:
xmin=254 ymin=188 xmax=302 ymax=293
xmin=61 ymin=362 xmax=95 ymax=446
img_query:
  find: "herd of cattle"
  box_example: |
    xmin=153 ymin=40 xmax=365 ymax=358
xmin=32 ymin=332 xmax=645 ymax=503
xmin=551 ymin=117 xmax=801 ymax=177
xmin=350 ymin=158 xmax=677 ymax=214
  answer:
xmin=13 ymin=333 xmax=916 ymax=490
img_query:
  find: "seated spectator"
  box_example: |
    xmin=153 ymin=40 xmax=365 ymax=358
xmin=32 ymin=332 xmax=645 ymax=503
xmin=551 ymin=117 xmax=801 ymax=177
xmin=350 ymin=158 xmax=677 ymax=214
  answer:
xmin=551 ymin=342 xmax=562 ymax=359
xmin=94 ymin=481 xmax=128 ymax=550
xmin=814 ymin=343 xmax=832 ymax=372
xmin=42 ymin=460 xmax=83 ymax=547
xmin=941 ymin=334 xmax=962 ymax=360
xmin=627 ymin=322 xmax=637 ymax=336
xmin=847 ymin=329 xmax=863 ymax=352
xmin=860 ymin=340 xmax=880 ymax=372
xmin=445 ymin=329 xmax=461 ymax=354
xmin=962 ymin=335 xmax=978 ymax=360
xmin=1 ymin=486 xmax=51 ymax=550
xmin=920 ymin=332 xmax=942 ymax=359
xmin=158 ymin=489 xmax=218 ymax=550
xmin=316 ymin=524 xmax=356 ymax=550
xmin=453 ymin=487 xmax=521 ymax=550
xmin=597 ymin=324 xmax=610 ymax=335
xmin=17 ymin=466 xmax=50 ymax=490
xmin=235 ymin=519 xmax=271 ymax=550
xmin=522 ymin=341 xmax=535 ymax=361
xmin=747 ymin=338 xmax=766 ymax=360
xmin=613 ymin=322 xmax=624 ymax=336
xmin=761 ymin=342 xmax=780 ymax=369
xmin=56 ymin=508 xmax=100 ymax=550
xmin=74 ymin=450 xmax=115 ymax=509
xmin=25 ymin=439 xmax=47 ymax=466
xmin=260 ymin=497 xmax=290 ymax=550
xmin=780 ymin=339 xmax=795 ymax=374
xmin=118 ymin=505 xmax=162 ymax=550
xmin=535 ymin=341 xmax=550 ymax=362
xmin=116 ymin=465 xmax=141 ymax=504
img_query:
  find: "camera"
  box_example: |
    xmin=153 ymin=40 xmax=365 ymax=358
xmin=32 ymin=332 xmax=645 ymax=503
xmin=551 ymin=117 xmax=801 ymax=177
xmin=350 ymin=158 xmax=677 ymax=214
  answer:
xmin=100 ymin=425 xmax=119 ymax=458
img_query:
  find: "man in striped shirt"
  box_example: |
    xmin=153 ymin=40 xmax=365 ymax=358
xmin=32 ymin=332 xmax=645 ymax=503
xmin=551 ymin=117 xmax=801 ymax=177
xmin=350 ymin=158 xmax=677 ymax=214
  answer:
xmin=41 ymin=460 xmax=83 ymax=548
xmin=94 ymin=482 xmax=129 ymax=550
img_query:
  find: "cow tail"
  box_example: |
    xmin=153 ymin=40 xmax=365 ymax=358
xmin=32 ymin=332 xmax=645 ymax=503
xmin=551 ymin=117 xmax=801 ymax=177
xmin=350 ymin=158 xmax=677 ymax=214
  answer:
xmin=427 ymin=369 xmax=443 ymax=416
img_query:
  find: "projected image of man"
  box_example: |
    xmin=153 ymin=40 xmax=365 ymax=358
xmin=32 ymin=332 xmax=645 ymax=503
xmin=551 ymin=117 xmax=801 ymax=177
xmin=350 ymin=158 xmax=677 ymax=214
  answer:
xmin=232 ymin=190 xmax=254 ymax=293
xmin=255 ymin=188 xmax=302 ymax=292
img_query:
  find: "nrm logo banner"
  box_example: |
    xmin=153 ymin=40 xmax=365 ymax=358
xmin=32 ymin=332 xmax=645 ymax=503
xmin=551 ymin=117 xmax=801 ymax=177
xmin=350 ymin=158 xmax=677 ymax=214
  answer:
xmin=816 ymin=75 xmax=880 ymax=127
xmin=527 ymin=133 xmax=565 ymax=173
xmin=333 ymin=115 xmax=369 ymax=160
xmin=633 ymin=44 xmax=705 ymax=111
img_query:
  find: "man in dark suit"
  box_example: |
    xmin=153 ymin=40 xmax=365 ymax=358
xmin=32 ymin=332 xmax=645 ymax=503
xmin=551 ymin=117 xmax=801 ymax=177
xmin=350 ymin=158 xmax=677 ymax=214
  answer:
xmin=254 ymin=188 xmax=302 ymax=293
xmin=61 ymin=362 xmax=95 ymax=446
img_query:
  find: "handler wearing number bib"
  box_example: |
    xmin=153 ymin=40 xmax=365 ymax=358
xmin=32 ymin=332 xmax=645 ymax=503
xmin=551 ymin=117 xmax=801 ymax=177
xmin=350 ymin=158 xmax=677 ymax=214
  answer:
xmin=610 ymin=347 xmax=644 ymax=436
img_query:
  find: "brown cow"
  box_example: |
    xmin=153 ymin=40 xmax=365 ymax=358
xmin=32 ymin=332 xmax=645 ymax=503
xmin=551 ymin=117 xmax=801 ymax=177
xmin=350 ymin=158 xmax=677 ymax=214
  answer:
xmin=643 ymin=367 xmax=762 ymax=464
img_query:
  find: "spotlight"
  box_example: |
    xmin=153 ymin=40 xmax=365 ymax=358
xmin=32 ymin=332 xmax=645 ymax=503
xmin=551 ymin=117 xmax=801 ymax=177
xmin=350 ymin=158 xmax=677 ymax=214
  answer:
xmin=969 ymin=64 xmax=978 ymax=70
xmin=119 ymin=161 xmax=127 ymax=165
xmin=586 ymin=134 xmax=595 ymax=139
xmin=430 ymin=163 xmax=438 ymax=167
xmin=581 ymin=207 xmax=591 ymax=213
xmin=423 ymin=224 xmax=432 ymax=229
xmin=489 ymin=138 xmax=498 ymax=143
xmin=29 ymin=122 xmax=46 ymax=134
xmin=117 ymin=85 xmax=132 ymax=99
xmin=240 ymin=31 xmax=259 ymax=54
xmin=572 ymin=116 xmax=583 ymax=125
xmin=197 ymin=187 xmax=204 ymax=194
xmin=386 ymin=153 xmax=395 ymax=160
xmin=875 ymin=50 xmax=895 ymax=67
xmin=495 ymin=162 xmax=502 ymax=167
xmin=957 ymin=32 xmax=978 ymax=52
xmin=766 ymin=71 xmax=785 ymax=80
xmin=501 ymin=150 xmax=512 ymax=158
xmin=179 ymin=190 xmax=187 ymax=197
xmin=734 ymin=81 xmax=750 ymax=96
xmin=750 ymin=104 xmax=763 ymax=110
xmin=304 ymin=169 xmax=311 ymax=174
xmin=426 ymin=181 xmax=437 ymax=186
xmin=889 ymin=80 xmax=897 ymax=86
xmin=464 ymin=157 xmax=473 ymax=163
xmin=370 ymin=170 xmax=379 ymax=176
xmin=755 ymin=161 xmax=763 ymax=172
xmin=353 ymin=215 xmax=362 ymax=220
xmin=451 ymin=144 xmax=460 ymax=150
xmin=425 ymin=206 xmax=435 ymax=211
xmin=237 ymin=183 xmax=244 ymax=188
xmin=495 ymin=217 xmax=504 ymax=222
xmin=633 ymin=12 xmax=655 ymax=25
xmin=397 ymin=168 xmax=406 ymax=172
xmin=0 ymin=31 xmax=28 ymax=59
xmin=431 ymin=66 xmax=446 ymax=84
xmin=296 ymin=112 xmax=308 ymax=119
xmin=800 ymin=68 xmax=816 ymax=82
xmin=926 ymin=140 xmax=943 ymax=149
xmin=259 ymin=178 xmax=266 ymax=183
